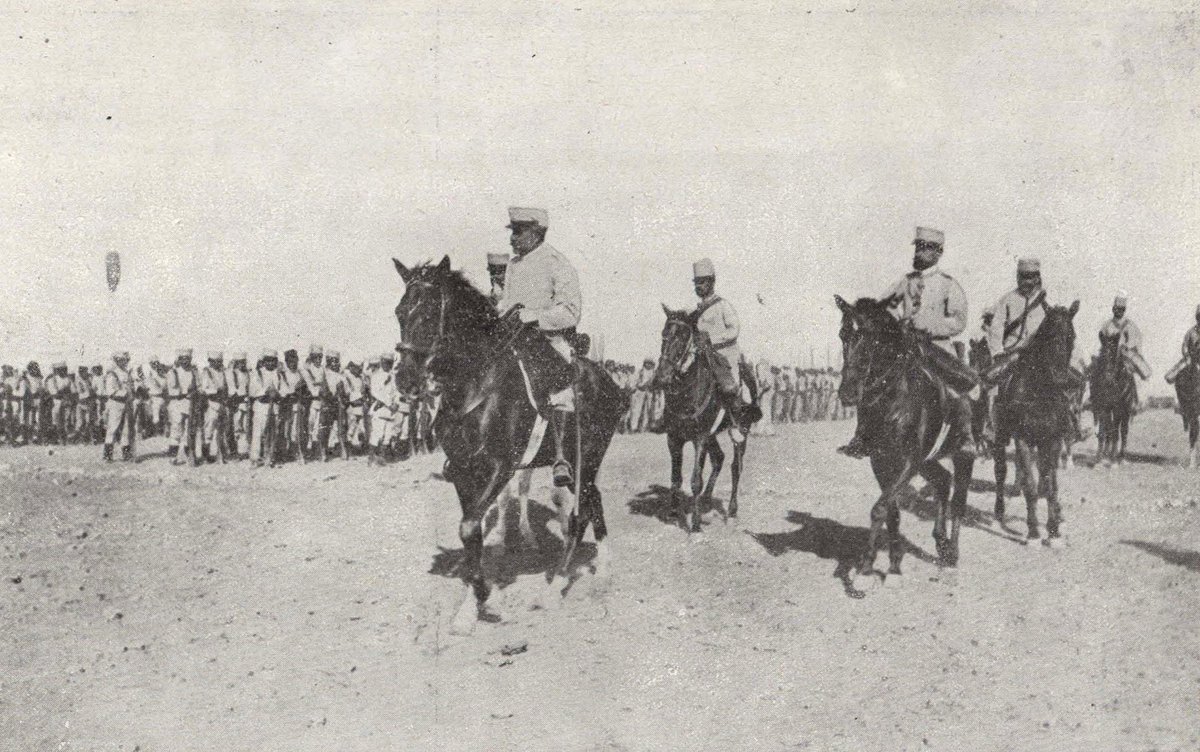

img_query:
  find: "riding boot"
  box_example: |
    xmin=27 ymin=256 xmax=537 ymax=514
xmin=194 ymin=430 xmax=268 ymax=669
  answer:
xmin=550 ymin=409 xmax=575 ymax=488
xmin=121 ymin=446 xmax=133 ymax=462
xmin=167 ymin=444 xmax=178 ymax=461
xmin=103 ymin=443 xmax=113 ymax=462
xmin=721 ymin=391 xmax=749 ymax=441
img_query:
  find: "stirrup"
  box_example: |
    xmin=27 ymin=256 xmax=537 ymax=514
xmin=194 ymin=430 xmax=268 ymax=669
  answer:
xmin=552 ymin=461 xmax=574 ymax=488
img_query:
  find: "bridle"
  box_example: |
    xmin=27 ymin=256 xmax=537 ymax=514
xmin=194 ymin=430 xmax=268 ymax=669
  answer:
xmin=657 ymin=318 xmax=695 ymax=385
xmin=842 ymin=315 xmax=906 ymax=408
xmin=397 ymin=278 xmax=449 ymax=363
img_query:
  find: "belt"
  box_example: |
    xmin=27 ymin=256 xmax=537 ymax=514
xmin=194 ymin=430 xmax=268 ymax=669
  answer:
xmin=348 ymin=399 xmax=364 ymax=407
xmin=255 ymin=396 xmax=274 ymax=404
xmin=108 ymin=396 xmax=128 ymax=403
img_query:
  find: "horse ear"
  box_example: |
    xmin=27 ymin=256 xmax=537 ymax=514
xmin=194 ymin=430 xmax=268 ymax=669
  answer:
xmin=1068 ymin=299 xmax=1080 ymax=317
xmin=392 ymin=258 xmax=411 ymax=282
xmin=881 ymin=293 xmax=903 ymax=309
xmin=834 ymin=295 xmax=853 ymax=315
xmin=661 ymin=302 xmax=672 ymax=317
xmin=437 ymin=255 xmax=451 ymax=273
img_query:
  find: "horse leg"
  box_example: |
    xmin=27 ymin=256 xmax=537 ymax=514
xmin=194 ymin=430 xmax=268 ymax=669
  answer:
xmin=1040 ymin=440 xmax=1063 ymax=544
xmin=860 ymin=456 xmax=914 ymax=582
xmin=728 ymin=439 xmax=745 ymax=520
xmin=993 ymin=436 xmax=1008 ymax=520
xmin=1014 ymin=438 xmax=1041 ymax=540
xmin=1113 ymin=412 xmax=1123 ymax=465
xmin=516 ymin=467 xmax=537 ymax=550
xmin=667 ymin=432 xmax=685 ymax=520
xmin=946 ymin=452 xmax=974 ymax=567
xmin=922 ymin=460 xmax=953 ymax=566
xmin=689 ymin=440 xmax=707 ymax=533
xmin=885 ymin=501 xmax=903 ymax=579
xmin=583 ymin=473 xmax=611 ymax=576
xmin=702 ymin=438 xmax=725 ymax=522
xmin=1189 ymin=419 xmax=1199 ymax=469
xmin=449 ymin=459 xmax=509 ymax=634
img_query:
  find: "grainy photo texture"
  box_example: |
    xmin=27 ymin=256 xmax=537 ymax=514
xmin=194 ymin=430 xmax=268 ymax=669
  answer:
xmin=1 ymin=2 xmax=1197 ymax=750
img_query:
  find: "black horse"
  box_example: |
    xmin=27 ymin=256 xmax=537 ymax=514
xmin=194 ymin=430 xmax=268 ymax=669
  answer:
xmin=1171 ymin=360 xmax=1200 ymax=469
xmin=393 ymin=256 xmax=627 ymax=633
xmin=968 ymin=336 xmax=994 ymax=455
xmin=651 ymin=305 xmax=758 ymax=532
xmin=991 ymin=301 xmax=1080 ymax=543
xmin=1090 ymin=333 xmax=1136 ymax=467
xmin=834 ymin=295 xmax=976 ymax=585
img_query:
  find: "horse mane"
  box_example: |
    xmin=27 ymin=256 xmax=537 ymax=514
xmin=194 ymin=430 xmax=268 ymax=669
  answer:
xmin=410 ymin=260 xmax=499 ymax=334
xmin=1021 ymin=304 xmax=1075 ymax=361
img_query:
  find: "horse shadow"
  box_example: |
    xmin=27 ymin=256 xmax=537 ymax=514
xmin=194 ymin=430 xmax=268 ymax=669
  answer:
xmin=1120 ymin=540 xmax=1200 ymax=573
xmin=748 ymin=510 xmax=938 ymax=598
xmin=427 ymin=498 xmax=596 ymax=590
xmin=628 ymin=483 xmax=727 ymax=531
xmin=902 ymin=482 xmax=1028 ymax=545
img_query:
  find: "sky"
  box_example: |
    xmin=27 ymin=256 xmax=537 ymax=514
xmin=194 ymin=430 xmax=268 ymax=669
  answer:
xmin=0 ymin=1 xmax=1196 ymax=392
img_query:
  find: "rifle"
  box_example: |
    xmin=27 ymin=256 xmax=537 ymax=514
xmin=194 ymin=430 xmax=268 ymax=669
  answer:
xmin=122 ymin=383 xmax=137 ymax=459
xmin=334 ymin=379 xmax=350 ymax=460
xmin=262 ymin=390 xmax=278 ymax=467
xmin=187 ymin=378 xmax=203 ymax=467
xmin=215 ymin=383 xmax=229 ymax=464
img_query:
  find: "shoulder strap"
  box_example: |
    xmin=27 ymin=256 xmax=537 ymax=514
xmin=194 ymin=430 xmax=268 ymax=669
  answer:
xmin=693 ymin=295 xmax=724 ymax=321
xmin=1003 ymin=289 xmax=1047 ymax=340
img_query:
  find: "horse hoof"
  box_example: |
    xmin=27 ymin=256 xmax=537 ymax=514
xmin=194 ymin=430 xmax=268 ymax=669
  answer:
xmin=1042 ymin=536 xmax=1066 ymax=550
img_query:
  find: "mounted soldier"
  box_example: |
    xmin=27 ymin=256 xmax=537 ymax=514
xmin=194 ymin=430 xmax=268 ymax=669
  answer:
xmin=495 ymin=206 xmax=582 ymax=487
xmin=839 ymin=226 xmax=977 ymax=459
xmin=987 ymin=258 xmax=1046 ymax=365
xmin=690 ymin=258 xmax=758 ymax=437
xmin=1100 ymin=292 xmax=1151 ymax=381
xmin=1166 ymin=304 xmax=1200 ymax=385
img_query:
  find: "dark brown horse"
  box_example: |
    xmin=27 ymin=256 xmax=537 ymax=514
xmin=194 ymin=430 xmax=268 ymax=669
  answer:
xmin=1172 ymin=361 xmax=1200 ymax=469
xmin=834 ymin=295 xmax=976 ymax=586
xmin=1090 ymin=333 xmax=1136 ymax=467
xmin=991 ymin=301 xmax=1080 ymax=544
xmin=650 ymin=305 xmax=758 ymax=532
xmin=968 ymin=336 xmax=994 ymax=455
xmin=393 ymin=256 xmax=627 ymax=633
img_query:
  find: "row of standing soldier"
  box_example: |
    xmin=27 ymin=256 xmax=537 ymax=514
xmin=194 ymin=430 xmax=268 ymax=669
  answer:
xmin=0 ymin=347 xmax=439 ymax=466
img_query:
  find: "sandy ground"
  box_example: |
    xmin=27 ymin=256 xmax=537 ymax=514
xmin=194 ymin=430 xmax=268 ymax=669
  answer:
xmin=2 ymin=409 xmax=1198 ymax=751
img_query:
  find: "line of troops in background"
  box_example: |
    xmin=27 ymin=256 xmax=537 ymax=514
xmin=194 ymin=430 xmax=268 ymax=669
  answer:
xmin=0 ymin=346 xmax=439 ymax=466
xmin=604 ymin=357 xmax=851 ymax=435
xmin=0 ymin=349 xmax=851 ymax=460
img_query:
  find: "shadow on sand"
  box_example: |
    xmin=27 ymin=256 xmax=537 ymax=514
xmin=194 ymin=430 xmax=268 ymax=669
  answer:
xmin=427 ymin=498 xmax=596 ymax=591
xmin=628 ymin=483 xmax=728 ymax=531
xmin=748 ymin=510 xmax=938 ymax=599
xmin=1120 ymin=540 xmax=1200 ymax=573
